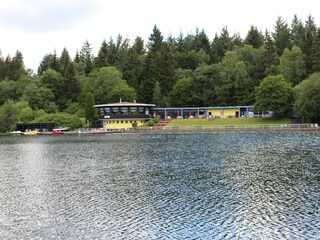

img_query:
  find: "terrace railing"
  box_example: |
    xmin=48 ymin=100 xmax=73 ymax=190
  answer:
xmin=137 ymin=123 xmax=319 ymax=131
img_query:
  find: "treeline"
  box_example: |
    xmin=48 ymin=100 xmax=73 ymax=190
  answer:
xmin=0 ymin=15 xmax=320 ymax=132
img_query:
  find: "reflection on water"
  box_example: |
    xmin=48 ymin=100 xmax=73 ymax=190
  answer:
xmin=0 ymin=132 xmax=319 ymax=239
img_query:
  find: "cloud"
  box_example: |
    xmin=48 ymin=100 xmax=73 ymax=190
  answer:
xmin=0 ymin=0 xmax=101 ymax=32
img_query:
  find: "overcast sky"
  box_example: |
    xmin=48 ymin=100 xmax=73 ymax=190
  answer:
xmin=0 ymin=0 xmax=319 ymax=72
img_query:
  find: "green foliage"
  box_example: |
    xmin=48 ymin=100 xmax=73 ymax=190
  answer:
xmin=63 ymin=62 xmax=80 ymax=103
xmin=169 ymin=77 xmax=197 ymax=107
xmin=244 ymin=25 xmax=264 ymax=48
xmin=192 ymin=64 xmax=220 ymax=106
xmin=1 ymin=14 xmax=320 ymax=127
xmin=92 ymin=66 xmax=122 ymax=104
xmin=272 ymin=17 xmax=291 ymax=56
xmin=210 ymin=27 xmax=234 ymax=63
xmin=108 ymin=80 xmax=137 ymax=102
xmin=33 ymin=112 xmax=84 ymax=130
xmin=152 ymin=81 xmax=162 ymax=106
xmin=146 ymin=119 xmax=155 ymax=126
xmin=85 ymin=93 xmax=95 ymax=126
xmin=59 ymin=48 xmax=71 ymax=75
xmin=279 ymin=46 xmax=306 ymax=85
xmin=0 ymin=80 xmax=22 ymax=104
xmin=132 ymin=122 xmax=138 ymax=128
xmin=254 ymin=75 xmax=293 ymax=114
xmin=293 ymin=73 xmax=320 ymax=123
xmin=153 ymin=115 xmax=161 ymax=124
xmin=38 ymin=51 xmax=60 ymax=75
xmin=64 ymin=102 xmax=84 ymax=117
xmin=22 ymin=83 xmax=56 ymax=111
xmin=39 ymin=68 xmax=64 ymax=105
xmin=311 ymin=29 xmax=320 ymax=72
xmin=79 ymin=40 xmax=94 ymax=75
xmin=217 ymin=51 xmax=250 ymax=105
xmin=0 ymin=101 xmax=19 ymax=132
xmin=175 ymin=49 xmax=210 ymax=70
xmin=94 ymin=40 xmax=109 ymax=69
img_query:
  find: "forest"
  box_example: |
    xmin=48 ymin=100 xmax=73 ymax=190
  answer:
xmin=0 ymin=15 xmax=320 ymax=132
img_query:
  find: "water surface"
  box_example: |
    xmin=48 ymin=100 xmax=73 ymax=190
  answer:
xmin=0 ymin=132 xmax=319 ymax=239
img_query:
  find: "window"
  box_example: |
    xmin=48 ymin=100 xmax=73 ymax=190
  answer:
xmin=112 ymin=107 xmax=119 ymax=115
xmin=130 ymin=107 xmax=137 ymax=113
xmin=121 ymin=107 xmax=128 ymax=115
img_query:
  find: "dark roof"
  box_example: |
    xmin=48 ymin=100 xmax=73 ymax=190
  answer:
xmin=94 ymin=102 xmax=156 ymax=108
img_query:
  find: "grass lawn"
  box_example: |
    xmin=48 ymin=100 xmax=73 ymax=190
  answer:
xmin=166 ymin=117 xmax=291 ymax=127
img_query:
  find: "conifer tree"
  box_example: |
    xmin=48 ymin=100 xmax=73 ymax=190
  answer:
xmin=210 ymin=27 xmax=233 ymax=63
xmin=244 ymin=25 xmax=264 ymax=48
xmin=38 ymin=51 xmax=60 ymax=75
xmin=311 ymin=28 xmax=320 ymax=72
xmin=272 ymin=16 xmax=291 ymax=56
xmin=262 ymin=30 xmax=279 ymax=76
xmin=85 ymin=92 xmax=95 ymax=127
xmin=0 ymin=50 xmax=5 ymax=80
xmin=152 ymin=81 xmax=162 ymax=106
xmin=59 ymin=48 xmax=71 ymax=76
xmin=63 ymin=62 xmax=80 ymax=104
xmin=290 ymin=14 xmax=304 ymax=47
xmin=302 ymin=15 xmax=317 ymax=74
xmin=94 ymin=39 xmax=109 ymax=68
xmin=80 ymin=40 xmax=94 ymax=75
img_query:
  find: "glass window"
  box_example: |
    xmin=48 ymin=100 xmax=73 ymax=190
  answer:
xmin=121 ymin=107 xmax=128 ymax=114
xmin=139 ymin=107 xmax=144 ymax=113
xmin=104 ymin=107 xmax=110 ymax=112
xmin=130 ymin=107 xmax=137 ymax=113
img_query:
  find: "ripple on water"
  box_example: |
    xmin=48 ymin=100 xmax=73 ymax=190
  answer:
xmin=0 ymin=132 xmax=319 ymax=239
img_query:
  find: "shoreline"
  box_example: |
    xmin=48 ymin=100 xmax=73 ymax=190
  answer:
xmin=2 ymin=126 xmax=319 ymax=136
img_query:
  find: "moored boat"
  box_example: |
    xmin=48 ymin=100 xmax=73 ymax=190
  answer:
xmin=51 ymin=130 xmax=64 ymax=135
xmin=10 ymin=131 xmax=23 ymax=135
xmin=23 ymin=130 xmax=39 ymax=136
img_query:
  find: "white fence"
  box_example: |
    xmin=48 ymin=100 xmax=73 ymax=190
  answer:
xmin=139 ymin=123 xmax=319 ymax=131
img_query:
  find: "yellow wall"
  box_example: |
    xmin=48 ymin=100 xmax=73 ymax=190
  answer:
xmin=103 ymin=120 xmax=147 ymax=129
xmin=223 ymin=108 xmax=239 ymax=117
xmin=208 ymin=109 xmax=222 ymax=117
xmin=208 ymin=108 xmax=240 ymax=118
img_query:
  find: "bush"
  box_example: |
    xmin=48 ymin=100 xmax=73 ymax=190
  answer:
xmin=33 ymin=112 xmax=84 ymax=130
xmin=146 ymin=119 xmax=155 ymax=126
xmin=153 ymin=115 xmax=161 ymax=124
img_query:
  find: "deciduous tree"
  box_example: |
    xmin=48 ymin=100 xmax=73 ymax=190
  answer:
xmin=293 ymin=73 xmax=320 ymax=123
xmin=279 ymin=46 xmax=306 ymax=85
xmin=254 ymin=75 xmax=293 ymax=115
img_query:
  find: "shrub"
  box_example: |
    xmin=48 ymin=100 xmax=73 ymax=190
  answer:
xmin=33 ymin=112 xmax=84 ymax=130
xmin=146 ymin=119 xmax=155 ymax=126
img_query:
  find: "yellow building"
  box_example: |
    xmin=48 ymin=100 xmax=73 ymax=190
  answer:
xmin=94 ymin=102 xmax=155 ymax=129
xmin=207 ymin=107 xmax=246 ymax=118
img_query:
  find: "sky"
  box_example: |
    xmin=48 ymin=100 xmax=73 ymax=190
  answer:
xmin=0 ymin=0 xmax=319 ymax=72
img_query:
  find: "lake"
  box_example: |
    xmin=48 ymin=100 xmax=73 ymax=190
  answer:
xmin=0 ymin=132 xmax=319 ymax=239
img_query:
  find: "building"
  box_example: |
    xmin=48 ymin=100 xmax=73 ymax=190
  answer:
xmin=16 ymin=123 xmax=54 ymax=132
xmin=94 ymin=101 xmax=156 ymax=129
xmin=153 ymin=106 xmax=254 ymax=119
